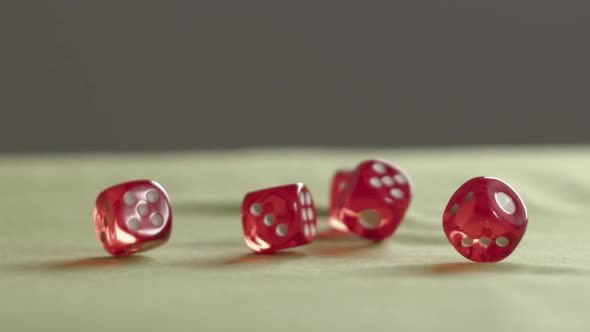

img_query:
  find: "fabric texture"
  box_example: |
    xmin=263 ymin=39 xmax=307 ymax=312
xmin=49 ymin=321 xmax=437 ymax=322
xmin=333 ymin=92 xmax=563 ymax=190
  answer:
xmin=0 ymin=147 xmax=588 ymax=331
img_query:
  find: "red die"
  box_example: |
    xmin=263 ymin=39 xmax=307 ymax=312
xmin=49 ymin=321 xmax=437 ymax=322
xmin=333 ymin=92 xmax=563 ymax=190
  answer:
xmin=443 ymin=177 xmax=528 ymax=262
xmin=333 ymin=160 xmax=412 ymax=241
xmin=93 ymin=180 xmax=172 ymax=256
xmin=242 ymin=183 xmax=317 ymax=253
xmin=328 ymin=169 xmax=352 ymax=232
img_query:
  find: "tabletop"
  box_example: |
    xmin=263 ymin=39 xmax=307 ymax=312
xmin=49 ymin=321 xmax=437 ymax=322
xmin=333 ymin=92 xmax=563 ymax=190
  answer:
xmin=1 ymin=147 xmax=589 ymax=331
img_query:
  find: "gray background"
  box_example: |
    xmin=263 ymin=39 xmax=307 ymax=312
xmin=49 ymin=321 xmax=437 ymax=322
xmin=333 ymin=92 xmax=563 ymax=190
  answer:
xmin=1 ymin=1 xmax=588 ymax=153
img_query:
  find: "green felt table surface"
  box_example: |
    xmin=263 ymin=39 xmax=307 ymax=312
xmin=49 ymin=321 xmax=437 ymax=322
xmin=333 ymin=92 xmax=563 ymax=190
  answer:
xmin=1 ymin=147 xmax=589 ymax=331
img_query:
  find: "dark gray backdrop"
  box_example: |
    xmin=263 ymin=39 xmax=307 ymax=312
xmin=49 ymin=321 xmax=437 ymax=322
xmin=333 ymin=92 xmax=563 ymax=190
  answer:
xmin=1 ymin=1 xmax=588 ymax=152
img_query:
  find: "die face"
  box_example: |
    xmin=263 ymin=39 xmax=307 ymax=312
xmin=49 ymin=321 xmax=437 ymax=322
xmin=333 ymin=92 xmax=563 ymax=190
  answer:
xmin=242 ymin=183 xmax=316 ymax=253
xmin=335 ymin=159 xmax=412 ymax=241
xmin=443 ymin=177 xmax=528 ymax=262
xmin=93 ymin=180 xmax=172 ymax=256
xmin=328 ymin=169 xmax=353 ymax=232
xmin=295 ymin=186 xmax=318 ymax=244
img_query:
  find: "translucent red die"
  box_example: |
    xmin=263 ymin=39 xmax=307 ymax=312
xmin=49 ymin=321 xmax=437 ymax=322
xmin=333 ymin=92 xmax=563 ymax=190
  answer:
xmin=93 ymin=180 xmax=172 ymax=256
xmin=333 ymin=159 xmax=412 ymax=241
xmin=443 ymin=177 xmax=528 ymax=262
xmin=242 ymin=183 xmax=317 ymax=253
xmin=328 ymin=169 xmax=352 ymax=232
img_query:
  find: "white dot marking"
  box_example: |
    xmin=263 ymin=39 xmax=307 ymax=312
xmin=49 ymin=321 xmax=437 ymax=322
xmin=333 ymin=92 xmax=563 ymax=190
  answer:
xmin=495 ymin=192 xmax=516 ymax=215
xmin=372 ymin=163 xmax=387 ymax=174
xmin=461 ymin=237 xmax=474 ymax=247
xmin=479 ymin=236 xmax=491 ymax=246
xmin=250 ymin=203 xmax=262 ymax=216
xmin=394 ymin=174 xmax=407 ymax=184
xmin=305 ymin=192 xmax=313 ymax=205
xmin=496 ymin=236 xmax=509 ymax=247
xmin=123 ymin=192 xmax=136 ymax=205
xmin=382 ymin=176 xmax=394 ymax=186
xmin=299 ymin=192 xmax=306 ymax=205
xmin=358 ymin=210 xmax=382 ymax=229
xmin=390 ymin=188 xmax=404 ymax=199
xmin=137 ymin=203 xmax=149 ymax=217
xmin=304 ymin=224 xmax=310 ymax=237
xmin=307 ymin=207 xmax=314 ymax=220
xmin=150 ymin=213 xmax=164 ymax=227
xmin=301 ymin=209 xmax=308 ymax=221
xmin=276 ymin=224 xmax=288 ymax=237
xmin=146 ymin=190 xmax=159 ymax=203
xmin=128 ymin=217 xmax=140 ymax=230
xmin=263 ymin=214 xmax=275 ymax=226
xmin=369 ymin=177 xmax=382 ymax=188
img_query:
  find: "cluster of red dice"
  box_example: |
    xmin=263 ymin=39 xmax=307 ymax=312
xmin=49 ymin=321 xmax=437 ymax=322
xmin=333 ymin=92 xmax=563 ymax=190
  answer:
xmin=93 ymin=159 xmax=528 ymax=263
